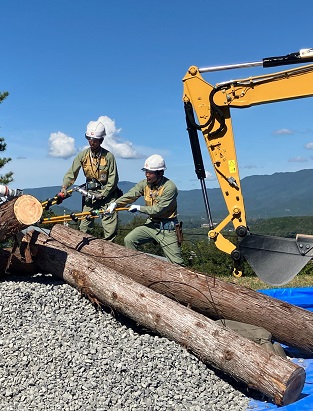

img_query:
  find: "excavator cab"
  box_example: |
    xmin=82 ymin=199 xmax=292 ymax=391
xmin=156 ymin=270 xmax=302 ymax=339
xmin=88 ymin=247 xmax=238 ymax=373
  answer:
xmin=183 ymin=49 xmax=313 ymax=286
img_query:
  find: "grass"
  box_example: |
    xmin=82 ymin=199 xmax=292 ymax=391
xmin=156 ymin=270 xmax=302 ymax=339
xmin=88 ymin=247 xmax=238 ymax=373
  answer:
xmin=218 ymin=273 xmax=313 ymax=290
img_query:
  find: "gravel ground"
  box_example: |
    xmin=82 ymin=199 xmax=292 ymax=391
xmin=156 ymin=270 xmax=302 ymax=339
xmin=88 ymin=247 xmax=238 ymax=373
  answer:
xmin=0 ymin=272 xmax=252 ymax=411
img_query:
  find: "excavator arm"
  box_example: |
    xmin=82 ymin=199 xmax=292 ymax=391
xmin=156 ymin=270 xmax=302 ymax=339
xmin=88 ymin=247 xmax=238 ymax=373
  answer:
xmin=182 ymin=49 xmax=313 ymax=285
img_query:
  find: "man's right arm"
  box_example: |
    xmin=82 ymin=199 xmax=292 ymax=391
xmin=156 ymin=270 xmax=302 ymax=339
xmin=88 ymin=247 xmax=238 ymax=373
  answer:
xmin=62 ymin=151 xmax=85 ymax=189
xmin=107 ymin=180 xmax=145 ymax=213
xmin=115 ymin=180 xmax=145 ymax=207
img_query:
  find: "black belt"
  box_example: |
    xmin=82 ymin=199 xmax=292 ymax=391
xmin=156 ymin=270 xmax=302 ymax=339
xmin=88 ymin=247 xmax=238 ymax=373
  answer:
xmin=86 ymin=181 xmax=104 ymax=190
xmin=152 ymin=219 xmax=178 ymax=230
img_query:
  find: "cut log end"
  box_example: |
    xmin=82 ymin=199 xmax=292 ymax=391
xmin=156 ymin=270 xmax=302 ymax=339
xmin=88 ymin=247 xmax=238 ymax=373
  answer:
xmin=282 ymin=366 xmax=305 ymax=405
xmin=13 ymin=195 xmax=42 ymax=225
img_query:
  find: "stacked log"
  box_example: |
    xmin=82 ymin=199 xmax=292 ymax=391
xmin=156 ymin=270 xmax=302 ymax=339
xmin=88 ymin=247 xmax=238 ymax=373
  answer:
xmin=22 ymin=228 xmax=305 ymax=406
xmin=0 ymin=195 xmax=42 ymax=242
xmin=43 ymin=224 xmax=313 ymax=356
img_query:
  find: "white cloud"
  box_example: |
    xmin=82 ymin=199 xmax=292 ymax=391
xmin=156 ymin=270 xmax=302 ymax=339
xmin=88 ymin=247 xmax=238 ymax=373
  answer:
xmin=189 ymin=171 xmax=216 ymax=184
xmin=305 ymin=142 xmax=313 ymax=150
xmin=99 ymin=116 xmax=143 ymax=159
xmin=205 ymin=171 xmax=216 ymax=181
xmin=48 ymin=132 xmax=77 ymax=159
xmin=241 ymin=164 xmax=258 ymax=169
xmin=273 ymin=128 xmax=293 ymax=135
xmin=48 ymin=116 xmax=144 ymax=160
xmin=288 ymin=156 xmax=308 ymax=163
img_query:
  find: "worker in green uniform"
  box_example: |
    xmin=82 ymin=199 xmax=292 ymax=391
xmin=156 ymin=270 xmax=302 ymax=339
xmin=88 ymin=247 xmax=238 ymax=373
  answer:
xmin=107 ymin=154 xmax=184 ymax=265
xmin=59 ymin=116 xmax=120 ymax=241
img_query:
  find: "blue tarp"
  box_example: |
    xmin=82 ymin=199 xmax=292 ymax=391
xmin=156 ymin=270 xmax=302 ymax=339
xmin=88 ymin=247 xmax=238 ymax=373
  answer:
xmin=247 ymin=287 xmax=313 ymax=411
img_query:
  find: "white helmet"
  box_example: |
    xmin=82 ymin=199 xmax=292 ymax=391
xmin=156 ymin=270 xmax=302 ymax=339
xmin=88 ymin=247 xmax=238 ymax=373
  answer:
xmin=85 ymin=117 xmax=106 ymax=140
xmin=142 ymin=154 xmax=166 ymax=171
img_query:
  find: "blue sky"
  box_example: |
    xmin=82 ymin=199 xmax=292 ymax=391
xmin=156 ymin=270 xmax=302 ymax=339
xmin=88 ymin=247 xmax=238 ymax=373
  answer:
xmin=1 ymin=0 xmax=313 ymax=191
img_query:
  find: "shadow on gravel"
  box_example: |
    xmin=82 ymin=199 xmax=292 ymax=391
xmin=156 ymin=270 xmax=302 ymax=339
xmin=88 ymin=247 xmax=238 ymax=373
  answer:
xmin=0 ymin=272 xmax=65 ymax=286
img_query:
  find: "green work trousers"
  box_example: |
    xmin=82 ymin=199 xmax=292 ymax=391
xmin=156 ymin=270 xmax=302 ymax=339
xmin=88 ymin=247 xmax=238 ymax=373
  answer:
xmin=124 ymin=220 xmax=184 ymax=265
xmin=79 ymin=198 xmax=118 ymax=241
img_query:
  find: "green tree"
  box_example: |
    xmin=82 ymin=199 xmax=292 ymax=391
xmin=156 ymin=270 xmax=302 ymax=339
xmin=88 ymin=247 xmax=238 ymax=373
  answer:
xmin=0 ymin=91 xmax=13 ymax=185
xmin=181 ymin=229 xmax=256 ymax=277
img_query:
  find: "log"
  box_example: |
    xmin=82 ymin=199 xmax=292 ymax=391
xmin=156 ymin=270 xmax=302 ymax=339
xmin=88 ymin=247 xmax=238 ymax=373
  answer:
xmin=0 ymin=195 xmax=42 ymax=242
xmin=25 ymin=230 xmax=305 ymax=406
xmin=47 ymin=224 xmax=313 ymax=355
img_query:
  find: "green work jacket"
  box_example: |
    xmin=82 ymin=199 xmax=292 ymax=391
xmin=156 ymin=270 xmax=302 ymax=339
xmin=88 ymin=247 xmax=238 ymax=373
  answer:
xmin=62 ymin=147 xmax=118 ymax=199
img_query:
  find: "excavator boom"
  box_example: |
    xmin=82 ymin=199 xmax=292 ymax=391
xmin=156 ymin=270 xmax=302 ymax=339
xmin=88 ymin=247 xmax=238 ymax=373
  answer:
xmin=182 ymin=49 xmax=313 ymax=285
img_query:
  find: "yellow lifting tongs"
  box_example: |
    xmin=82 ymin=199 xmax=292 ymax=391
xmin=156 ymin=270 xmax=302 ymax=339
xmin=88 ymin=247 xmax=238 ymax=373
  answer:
xmin=40 ymin=207 xmax=129 ymax=224
xmin=41 ymin=189 xmax=74 ymax=210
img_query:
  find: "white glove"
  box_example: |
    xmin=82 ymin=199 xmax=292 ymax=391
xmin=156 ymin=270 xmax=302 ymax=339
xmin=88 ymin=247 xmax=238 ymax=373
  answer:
xmin=106 ymin=202 xmax=117 ymax=214
xmin=128 ymin=205 xmax=140 ymax=213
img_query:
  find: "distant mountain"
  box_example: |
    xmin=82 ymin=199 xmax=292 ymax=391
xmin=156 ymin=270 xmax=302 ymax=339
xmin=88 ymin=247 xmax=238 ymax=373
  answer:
xmin=179 ymin=169 xmax=313 ymax=223
xmin=24 ymin=169 xmax=313 ymax=225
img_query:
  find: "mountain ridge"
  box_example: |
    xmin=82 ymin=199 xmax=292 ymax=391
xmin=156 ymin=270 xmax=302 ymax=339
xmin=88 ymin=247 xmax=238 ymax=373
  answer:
xmin=23 ymin=169 xmax=313 ymax=224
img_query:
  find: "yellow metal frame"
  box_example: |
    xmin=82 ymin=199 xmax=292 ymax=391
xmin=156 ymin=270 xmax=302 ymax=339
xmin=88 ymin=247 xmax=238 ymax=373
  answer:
xmin=183 ymin=63 xmax=313 ymax=256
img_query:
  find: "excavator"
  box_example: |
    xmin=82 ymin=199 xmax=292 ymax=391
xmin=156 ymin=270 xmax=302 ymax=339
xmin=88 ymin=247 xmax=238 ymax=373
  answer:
xmin=183 ymin=48 xmax=313 ymax=286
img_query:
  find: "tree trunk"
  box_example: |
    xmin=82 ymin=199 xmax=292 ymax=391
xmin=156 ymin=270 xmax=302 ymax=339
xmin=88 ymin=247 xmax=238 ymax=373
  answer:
xmin=0 ymin=195 xmax=42 ymax=242
xmin=46 ymin=224 xmax=313 ymax=356
xmin=24 ymin=229 xmax=305 ymax=406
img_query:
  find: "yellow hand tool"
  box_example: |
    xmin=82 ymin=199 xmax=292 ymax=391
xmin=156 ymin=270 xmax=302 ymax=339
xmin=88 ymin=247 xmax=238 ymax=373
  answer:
xmin=40 ymin=207 xmax=129 ymax=224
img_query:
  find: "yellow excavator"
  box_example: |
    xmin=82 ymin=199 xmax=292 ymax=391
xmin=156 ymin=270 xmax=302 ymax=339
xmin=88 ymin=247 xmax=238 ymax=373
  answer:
xmin=182 ymin=48 xmax=313 ymax=286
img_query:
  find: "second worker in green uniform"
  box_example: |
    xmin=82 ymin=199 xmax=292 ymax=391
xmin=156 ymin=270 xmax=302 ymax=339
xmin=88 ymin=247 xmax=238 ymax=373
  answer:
xmin=107 ymin=154 xmax=184 ymax=265
xmin=59 ymin=116 xmax=120 ymax=241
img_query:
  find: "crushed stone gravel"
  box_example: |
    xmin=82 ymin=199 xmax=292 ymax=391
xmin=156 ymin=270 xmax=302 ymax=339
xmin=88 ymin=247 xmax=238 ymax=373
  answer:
xmin=0 ymin=272 xmax=252 ymax=410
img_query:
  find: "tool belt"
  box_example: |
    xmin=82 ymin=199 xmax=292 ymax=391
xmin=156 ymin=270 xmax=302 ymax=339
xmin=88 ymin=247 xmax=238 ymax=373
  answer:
xmin=86 ymin=181 xmax=123 ymax=198
xmin=151 ymin=219 xmax=177 ymax=231
xmin=150 ymin=219 xmax=183 ymax=246
xmin=86 ymin=180 xmax=104 ymax=191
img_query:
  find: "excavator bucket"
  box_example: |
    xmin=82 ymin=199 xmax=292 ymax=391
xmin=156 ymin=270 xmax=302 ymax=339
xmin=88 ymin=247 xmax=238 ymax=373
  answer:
xmin=238 ymin=233 xmax=313 ymax=286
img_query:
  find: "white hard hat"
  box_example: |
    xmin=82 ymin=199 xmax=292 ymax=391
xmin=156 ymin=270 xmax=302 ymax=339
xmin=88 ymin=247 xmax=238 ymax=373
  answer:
xmin=85 ymin=117 xmax=106 ymax=139
xmin=142 ymin=154 xmax=166 ymax=171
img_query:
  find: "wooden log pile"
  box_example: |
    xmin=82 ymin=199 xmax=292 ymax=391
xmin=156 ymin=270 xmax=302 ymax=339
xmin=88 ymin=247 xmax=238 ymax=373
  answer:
xmin=44 ymin=224 xmax=313 ymax=356
xmin=7 ymin=224 xmax=310 ymax=406
xmin=0 ymin=195 xmax=42 ymax=242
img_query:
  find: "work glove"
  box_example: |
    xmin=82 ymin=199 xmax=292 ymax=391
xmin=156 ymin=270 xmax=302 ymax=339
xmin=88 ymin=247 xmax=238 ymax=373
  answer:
xmin=58 ymin=187 xmax=67 ymax=198
xmin=106 ymin=202 xmax=117 ymax=214
xmin=128 ymin=205 xmax=140 ymax=213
